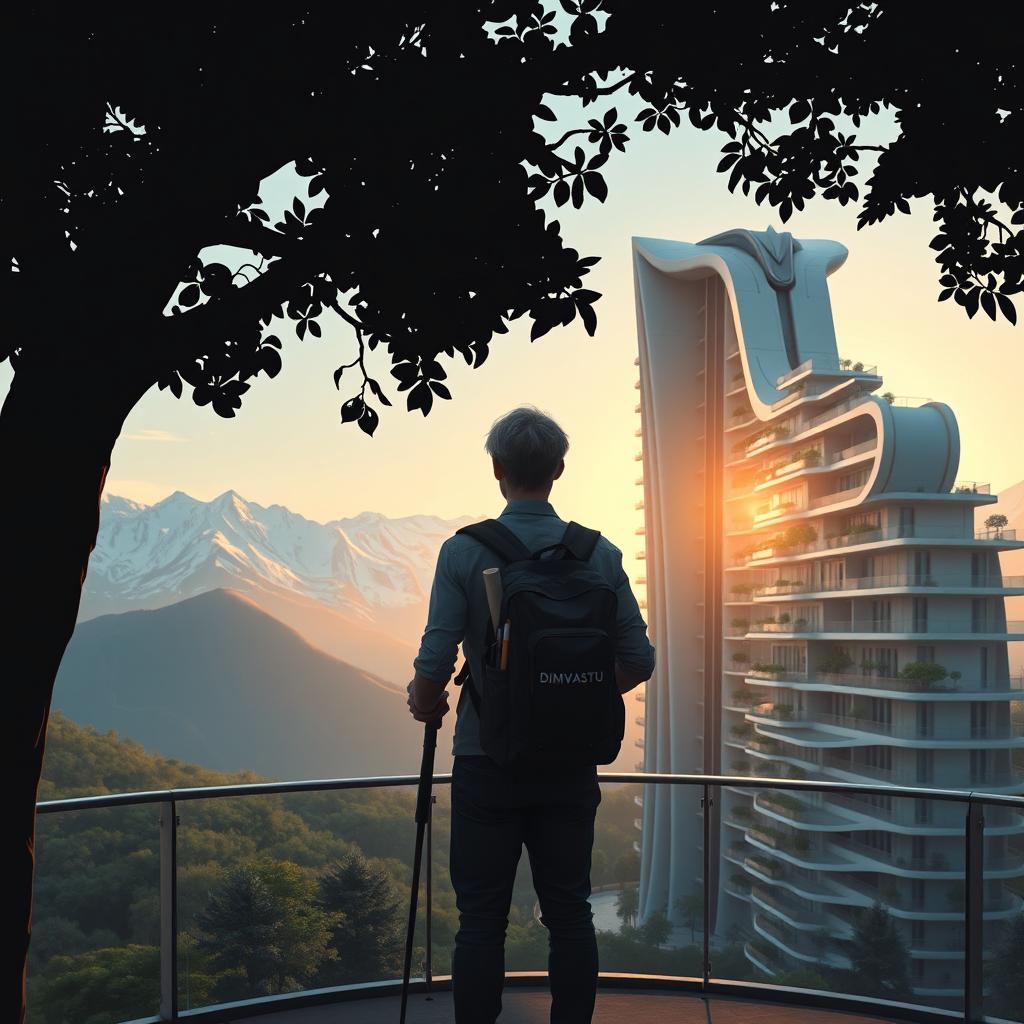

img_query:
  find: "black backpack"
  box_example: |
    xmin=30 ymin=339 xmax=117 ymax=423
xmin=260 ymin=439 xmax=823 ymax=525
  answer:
xmin=451 ymin=518 xmax=625 ymax=768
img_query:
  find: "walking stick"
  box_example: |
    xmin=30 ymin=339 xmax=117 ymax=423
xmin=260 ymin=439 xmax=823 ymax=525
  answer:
xmin=399 ymin=720 xmax=438 ymax=1024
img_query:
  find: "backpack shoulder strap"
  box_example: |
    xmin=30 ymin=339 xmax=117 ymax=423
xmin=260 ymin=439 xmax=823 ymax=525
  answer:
xmin=455 ymin=518 xmax=533 ymax=564
xmin=560 ymin=521 xmax=602 ymax=562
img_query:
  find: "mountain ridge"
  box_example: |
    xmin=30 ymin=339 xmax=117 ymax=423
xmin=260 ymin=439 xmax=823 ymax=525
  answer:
xmin=54 ymin=587 xmax=452 ymax=779
xmin=83 ymin=489 xmax=488 ymax=682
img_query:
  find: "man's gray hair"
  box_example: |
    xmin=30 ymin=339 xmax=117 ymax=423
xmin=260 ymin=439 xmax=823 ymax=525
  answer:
xmin=484 ymin=405 xmax=569 ymax=490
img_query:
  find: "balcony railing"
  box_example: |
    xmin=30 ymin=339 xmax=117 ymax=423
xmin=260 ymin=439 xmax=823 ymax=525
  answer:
xmin=752 ymin=573 xmax=1024 ymax=597
xmin=747 ymin=618 xmax=1024 ymax=636
xmin=736 ymin=524 xmax=1020 ymax=564
xmin=745 ymin=668 xmax=1024 ymax=695
xmin=33 ymin=772 xmax=1023 ymax=1024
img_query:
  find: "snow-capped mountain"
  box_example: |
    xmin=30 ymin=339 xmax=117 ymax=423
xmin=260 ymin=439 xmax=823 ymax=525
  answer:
xmin=81 ymin=489 xmax=483 ymax=685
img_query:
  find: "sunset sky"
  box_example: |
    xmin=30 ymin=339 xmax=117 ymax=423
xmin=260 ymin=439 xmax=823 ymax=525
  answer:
xmin=3 ymin=104 xmax=1020 ymax=594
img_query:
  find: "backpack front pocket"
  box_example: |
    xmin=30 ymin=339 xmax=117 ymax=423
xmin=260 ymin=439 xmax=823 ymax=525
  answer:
xmin=527 ymin=627 xmax=617 ymax=754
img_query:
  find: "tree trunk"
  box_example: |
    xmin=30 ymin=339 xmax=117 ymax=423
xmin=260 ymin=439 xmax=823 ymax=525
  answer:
xmin=2 ymin=359 xmax=153 ymax=1024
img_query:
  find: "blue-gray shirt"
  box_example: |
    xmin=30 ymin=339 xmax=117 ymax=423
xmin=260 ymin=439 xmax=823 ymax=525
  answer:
xmin=413 ymin=497 xmax=657 ymax=756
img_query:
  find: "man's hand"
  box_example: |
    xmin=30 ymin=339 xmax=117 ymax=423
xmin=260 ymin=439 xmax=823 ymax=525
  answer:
xmin=406 ymin=674 xmax=451 ymax=728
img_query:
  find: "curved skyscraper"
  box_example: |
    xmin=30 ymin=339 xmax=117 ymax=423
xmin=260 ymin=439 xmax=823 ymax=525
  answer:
xmin=630 ymin=227 xmax=1023 ymax=1004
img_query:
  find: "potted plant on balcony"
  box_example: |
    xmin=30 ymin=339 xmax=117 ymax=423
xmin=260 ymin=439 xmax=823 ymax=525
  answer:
xmin=793 ymin=617 xmax=809 ymax=630
xmin=781 ymin=523 xmax=818 ymax=550
xmin=898 ymin=660 xmax=952 ymax=691
xmin=817 ymin=649 xmax=854 ymax=676
xmin=985 ymin=513 xmax=1009 ymax=539
xmin=731 ymin=651 xmax=751 ymax=664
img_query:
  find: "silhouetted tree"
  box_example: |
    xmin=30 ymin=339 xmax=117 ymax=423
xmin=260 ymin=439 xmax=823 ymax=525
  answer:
xmin=195 ymin=859 xmax=339 ymax=999
xmin=315 ymin=851 xmax=404 ymax=986
xmin=842 ymin=901 xmax=911 ymax=1001
xmin=673 ymin=887 xmax=704 ymax=943
xmin=641 ymin=910 xmax=672 ymax=948
xmin=8 ymin=6 xmax=1022 ymax=1019
xmin=615 ymin=886 xmax=638 ymax=930
xmin=613 ymin=851 xmax=640 ymax=887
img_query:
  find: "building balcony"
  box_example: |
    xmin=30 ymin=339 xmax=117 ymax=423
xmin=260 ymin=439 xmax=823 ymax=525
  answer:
xmin=730 ymin=524 xmax=1024 ymax=567
xmin=751 ymin=572 xmax=1024 ymax=599
xmin=743 ymin=668 xmax=1024 ymax=700
xmin=745 ymin=709 xmax=1024 ymax=747
xmin=745 ymin=618 xmax=1024 ymax=640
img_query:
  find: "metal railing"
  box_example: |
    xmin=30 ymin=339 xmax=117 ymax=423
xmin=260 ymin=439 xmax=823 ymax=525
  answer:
xmin=752 ymin=573 xmax=1024 ymax=597
xmin=742 ymin=668 xmax=1024 ymax=695
xmin=34 ymin=772 xmax=1024 ymax=1024
xmin=746 ymin=618 xmax=1024 ymax=636
xmin=737 ymin=524 xmax=1020 ymax=564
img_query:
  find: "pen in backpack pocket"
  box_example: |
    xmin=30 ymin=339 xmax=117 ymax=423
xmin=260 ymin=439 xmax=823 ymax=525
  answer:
xmin=499 ymin=620 xmax=510 ymax=670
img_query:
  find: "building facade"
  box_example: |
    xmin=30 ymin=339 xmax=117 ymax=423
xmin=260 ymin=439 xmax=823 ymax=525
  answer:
xmin=630 ymin=227 xmax=1024 ymax=1003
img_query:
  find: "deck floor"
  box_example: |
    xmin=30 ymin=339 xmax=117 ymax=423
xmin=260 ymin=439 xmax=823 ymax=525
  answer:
xmin=233 ymin=987 xmax=900 ymax=1024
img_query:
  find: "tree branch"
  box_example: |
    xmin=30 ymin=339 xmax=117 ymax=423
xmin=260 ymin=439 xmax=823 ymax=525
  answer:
xmin=217 ymin=217 xmax=300 ymax=258
xmin=157 ymin=229 xmax=330 ymax=372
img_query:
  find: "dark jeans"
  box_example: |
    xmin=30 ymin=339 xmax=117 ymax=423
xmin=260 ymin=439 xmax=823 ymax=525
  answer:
xmin=449 ymin=753 xmax=602 ymax=1023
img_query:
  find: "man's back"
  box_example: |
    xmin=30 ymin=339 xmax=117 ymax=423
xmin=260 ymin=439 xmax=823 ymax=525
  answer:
xmin=413 ymin=496 xmax=657 ymax=757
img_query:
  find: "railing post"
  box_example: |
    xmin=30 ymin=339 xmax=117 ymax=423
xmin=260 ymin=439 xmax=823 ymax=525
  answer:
xmin=425 ymin=793 xmax=434 ymax=992
xmin=159 ymin=799 xmax=178 ymax=1022
xmin=963 ymin=799 xmax=984 ymax=1023
xmin=702 ymin=783 xmax=712 ymax=989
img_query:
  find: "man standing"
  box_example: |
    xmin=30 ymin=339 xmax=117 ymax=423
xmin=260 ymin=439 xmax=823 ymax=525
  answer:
xmin=406 ymin=405 xmax=656 ymax=1023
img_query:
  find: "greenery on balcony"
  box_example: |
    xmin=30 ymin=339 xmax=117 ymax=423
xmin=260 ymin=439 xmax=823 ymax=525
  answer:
xmin=731 ymin=617 xmax=750 ymax=630
xmin=817 ymin=648 xmax=855 ymax=675
xmin=749 ymin=663 xmax=788 ymax=677
xmin=825 ymin=519 xmax=881 ymax=541
xmin=897 ymin=660 xmax=959 ymax=691
xmin=746 ymin=855 xmax=785 ymax=880
xmin=729 ymin=872 xmax=752 ymax=892
xmin=759 ymin=793 xmax=803 ymax=818
xmin=731 ymin=651 xmax=751 ymax=663
xmin=730 ymin=688 xmax=759 ymax=705
xmin=731 ymin=723 xmax=755 ymax=740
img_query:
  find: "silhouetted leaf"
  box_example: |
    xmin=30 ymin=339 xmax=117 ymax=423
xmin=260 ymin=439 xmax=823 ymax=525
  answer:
xmin=341 ymin=395 xmax=365 ymax=422
xmin=408 ymin=380 xmax=433 ymax=416
xmin=358 ymin=405 xmax=379 ymax=435
xmin=367 ymin=376 xmax=393 ymax=406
